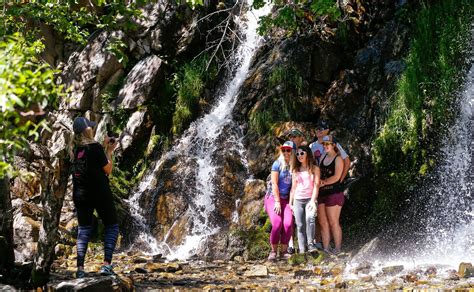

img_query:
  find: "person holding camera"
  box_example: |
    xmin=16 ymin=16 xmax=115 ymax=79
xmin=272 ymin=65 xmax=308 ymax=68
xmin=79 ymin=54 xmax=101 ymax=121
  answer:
xmin=71 ymin=117 xmax=119 ymax=278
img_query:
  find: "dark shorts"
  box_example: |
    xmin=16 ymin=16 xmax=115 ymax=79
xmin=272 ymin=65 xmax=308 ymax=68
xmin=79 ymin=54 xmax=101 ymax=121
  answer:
xmin=73 ymin=188 xmax=118 ymax=226
xmin=318 ymin=192 xmax=345 ymax=207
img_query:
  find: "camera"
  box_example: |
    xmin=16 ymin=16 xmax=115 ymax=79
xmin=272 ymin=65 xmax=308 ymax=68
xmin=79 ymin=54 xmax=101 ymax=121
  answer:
xmin=107 ymin=131 xmax=118 ymax=144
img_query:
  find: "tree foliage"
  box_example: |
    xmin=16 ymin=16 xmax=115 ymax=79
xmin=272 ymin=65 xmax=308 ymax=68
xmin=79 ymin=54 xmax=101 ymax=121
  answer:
xmin=0 ymin=1 xmax=144 ymax=177
xmin=253 ymin=0 xmax=341 ymax=35
xmin=0 ymin=34 xmax=63 ymax=177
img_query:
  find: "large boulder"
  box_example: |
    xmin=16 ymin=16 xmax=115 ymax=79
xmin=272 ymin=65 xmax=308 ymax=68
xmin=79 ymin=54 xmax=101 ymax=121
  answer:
xmin=60 ymin=31 xmax=125 ymax=111
xmin=238 ymin=179 xmax=266 ymax=229
xmin=115 ymin=55 xmax=164 ymax=109
xmin=120 ymin=109 xmax=153 ymax=155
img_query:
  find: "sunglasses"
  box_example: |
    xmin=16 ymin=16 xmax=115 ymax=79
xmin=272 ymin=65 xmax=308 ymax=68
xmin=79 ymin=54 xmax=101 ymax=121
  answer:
xmin=316 ymin=128 xmax=327 ymax=131
xmin=296 ymin=151 xmax=306 ymax=156
xmin=282 ymin=149 xmax=292 ymax=153
xmin=322 ymin=142 xmax=333 ymax=146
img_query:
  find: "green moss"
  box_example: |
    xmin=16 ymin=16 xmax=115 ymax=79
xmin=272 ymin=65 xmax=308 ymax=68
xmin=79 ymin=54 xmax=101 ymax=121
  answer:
xmin=288 ymin=253 xmax=306 ymax=265
xmin=234 ymin=208 xmax=271 ymax=260
xmin=249 ymin=65 xmax=305 ymax=135
xmin=371 ymin=0 xmax=473 ymax=224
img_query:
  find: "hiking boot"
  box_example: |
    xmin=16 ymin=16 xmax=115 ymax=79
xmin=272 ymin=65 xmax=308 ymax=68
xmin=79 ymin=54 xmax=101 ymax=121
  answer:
xmin=267 ymin=251 xmax=277 ymax=261
xmin=100 ymin=264 xmax=115 ymax=276
xmin=324 ymin=247 xmax=342 ymax=256
xmin=76 ymin=269 xmax=86 ymax=279
xmin=308 ymin=243 xmax=318 ymax=252
xmin=280 ymin=252 xmax=292 ymax=260
xmin=314 ymin=242 xmax=324 ymax=250
xmin=287 ymin=247 xmax=295 ymax=254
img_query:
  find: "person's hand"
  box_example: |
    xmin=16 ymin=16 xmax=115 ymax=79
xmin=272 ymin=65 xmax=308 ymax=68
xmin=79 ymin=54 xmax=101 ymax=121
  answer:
xmin=320 ymin=180 xmax=325 ymax=187
xmin=309 ymin=200 xmax=317 ymax=212
xmin=273 ymin=201 xmax=281 ymax=215
xmin=104 ymin=137 xmax=118 ymax=154
xmin=289 ymin=203 xmax=294 ymax=213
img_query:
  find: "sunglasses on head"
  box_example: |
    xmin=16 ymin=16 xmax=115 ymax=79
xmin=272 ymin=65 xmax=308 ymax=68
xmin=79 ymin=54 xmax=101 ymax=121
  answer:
xmin=281 ymin=148 xmax=292 ymax=153
xmin=296 ymin=151 xmax=306 ymax=156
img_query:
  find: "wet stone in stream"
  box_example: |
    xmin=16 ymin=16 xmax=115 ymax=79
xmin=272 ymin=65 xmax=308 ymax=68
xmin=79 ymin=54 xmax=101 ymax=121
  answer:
xmin=48 ymin=250 xmax=474 ymax=290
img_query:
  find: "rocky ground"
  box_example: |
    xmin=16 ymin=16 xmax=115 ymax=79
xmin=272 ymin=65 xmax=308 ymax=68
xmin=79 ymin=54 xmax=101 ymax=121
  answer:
xmin=23 ymin=247 xmax=471 ymax=291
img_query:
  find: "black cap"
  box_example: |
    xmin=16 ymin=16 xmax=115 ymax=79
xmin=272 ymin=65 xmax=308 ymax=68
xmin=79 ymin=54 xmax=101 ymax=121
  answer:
xmin=288 ymin=128 xmax=304 ymax=137
xmin=73 ymin=117 xmax=97 ymax=134
xmin=317 ymin=120 xmax=330 ymax=130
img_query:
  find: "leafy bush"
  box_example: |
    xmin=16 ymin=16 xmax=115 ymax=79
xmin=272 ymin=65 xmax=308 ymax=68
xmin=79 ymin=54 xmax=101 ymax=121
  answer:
xmin=0 ymin=34 xmax=63 ymax=177
xmin=171 ymin=55 xmax=218 ymax=135
xmin=255 ymin=0 xmax=340 ymax=36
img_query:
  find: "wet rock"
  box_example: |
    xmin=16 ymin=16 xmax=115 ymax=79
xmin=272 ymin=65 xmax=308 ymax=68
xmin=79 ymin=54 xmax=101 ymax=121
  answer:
xmin=361 ymin=275 xmax=373 ymax=282
xmin=115 ymin=55 xmax=164 ymax=109
xmin=134 ymin=266 xmax=148 ymax=274
xmin=424 ymin=266 xmax=437 ymax=277
xmin=233 ymin=256 xmax=244 ymax=263
xmin=294 ymin=269 xmax=314 ymax=279
xmin=330 ymin=266 xmax=344 ymax=276
xmin=243 ymin=265 xmax=268 ymax=277
xmin=404 ymin=273 xmax=419 ymax=282
xmin=132 ymin=256 xmax=149 ymax=264
xmin=51 ymin=276 xmax=129 ymax=291
xmin=459 ymin=263 xmax=474 ymax=278
xmin=238 ymin=179 xmax=266 ymax=228
xmin=382 ymin=265 xmax=404 ymax=275
xmin=353 ymin=261 xmax=372 ymax=274
xmin=445 ymin=269 xmax=460 ymax=280
xmin=144 ymin=262 xmax=181 ymax=273
xmin=311 ymin=41 xmax=341 ymax=83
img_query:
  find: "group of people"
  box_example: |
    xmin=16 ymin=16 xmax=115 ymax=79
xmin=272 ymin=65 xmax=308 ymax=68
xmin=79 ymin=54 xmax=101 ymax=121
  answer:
xmin=264 ymin=121 xmax=351 ymax=260
xmin=68 ymin=115 xmax=351 ymax=278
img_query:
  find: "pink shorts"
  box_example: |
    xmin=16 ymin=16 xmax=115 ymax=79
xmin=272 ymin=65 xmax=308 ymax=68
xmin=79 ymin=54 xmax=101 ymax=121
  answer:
xmin=318 ymin=192 xmax=345 ymax=207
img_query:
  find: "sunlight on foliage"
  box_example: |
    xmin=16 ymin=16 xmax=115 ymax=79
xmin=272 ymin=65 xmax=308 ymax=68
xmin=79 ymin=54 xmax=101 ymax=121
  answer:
xmin=0 ymin=34 xmax=64 ymax=177
xmin=254 ymin=0 xmax=340 ymax=35
xmin=172 ymin=55 xmax=217 ymax=135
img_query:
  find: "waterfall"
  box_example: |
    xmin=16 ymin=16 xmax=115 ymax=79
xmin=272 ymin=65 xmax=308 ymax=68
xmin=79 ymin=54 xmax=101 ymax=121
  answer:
xmin=349 ymin=29 xmax=474 ymax=269
xmin=126 ymin=1 xmax=271 ymax=260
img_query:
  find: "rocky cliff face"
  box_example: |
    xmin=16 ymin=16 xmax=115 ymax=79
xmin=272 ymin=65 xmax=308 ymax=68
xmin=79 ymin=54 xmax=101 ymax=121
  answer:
xmin=10 ymin=0 xmax=413 ymax=262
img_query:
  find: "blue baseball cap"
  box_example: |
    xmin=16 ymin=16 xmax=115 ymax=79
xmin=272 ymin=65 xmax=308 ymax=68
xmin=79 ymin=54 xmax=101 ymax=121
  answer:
xmin=73 ymin=117 xmax=97 ymax=134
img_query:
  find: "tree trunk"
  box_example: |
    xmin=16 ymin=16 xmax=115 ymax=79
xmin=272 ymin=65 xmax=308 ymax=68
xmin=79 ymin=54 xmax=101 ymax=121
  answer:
xmin=32 ymin=113 xmax=74 ymax=287
xmin=0 ymin=175 xmax=15 ymax=276
xmin=31 ymin=158 xmax=71 ymax=287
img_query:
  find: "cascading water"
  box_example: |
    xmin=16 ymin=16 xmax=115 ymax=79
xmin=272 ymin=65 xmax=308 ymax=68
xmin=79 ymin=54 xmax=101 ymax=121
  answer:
xmin=126 ymin=1 xmax=271 ymax=260
xmin=347 ymin=28 xmax=473 ymax=273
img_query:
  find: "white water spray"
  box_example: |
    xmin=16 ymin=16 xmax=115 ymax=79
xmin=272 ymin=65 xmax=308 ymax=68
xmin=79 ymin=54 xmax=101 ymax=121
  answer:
xmin=348 ymin=30 xmax=474 ymax=272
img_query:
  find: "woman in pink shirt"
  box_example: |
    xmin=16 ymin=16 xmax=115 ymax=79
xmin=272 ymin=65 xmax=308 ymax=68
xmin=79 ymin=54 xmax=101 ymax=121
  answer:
xmin=289 ymin=145 xmax=320 ymax=253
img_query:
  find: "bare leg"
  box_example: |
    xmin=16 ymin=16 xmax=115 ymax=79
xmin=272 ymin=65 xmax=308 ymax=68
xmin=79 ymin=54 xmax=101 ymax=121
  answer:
xmin=317 ymin=204 xmax=330 ymax=249
xmin=326 ymin=205 xmax=343 ymax=250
